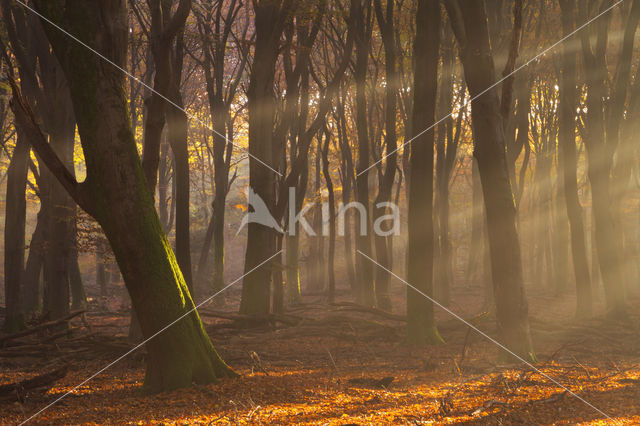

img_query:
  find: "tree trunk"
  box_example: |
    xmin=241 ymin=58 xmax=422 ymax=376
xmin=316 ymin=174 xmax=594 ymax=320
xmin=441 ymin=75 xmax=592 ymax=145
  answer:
xmin=3 ymin=124 xmax=29 ymax=331
xmin=272 ymin=235 xmax=285 ymax=313
xmin=406 ymin=0 xmax=442 ymax=345
xmin=309 ymin=143 xmax=325 ymax=292
xmin=559 ymin=0 xmax=592 ymax=317
xmin=578 ymin=0 xmax=626 ymax=317
xmin=240 ymin=0 xmax=286 ymax=315
xmin=435 ymin=31 xmax=455 ymax=306
xmin=96 ymin=238 xmax=109 ymax=298
xmin=211 ymin=116 xmax=227 ymax=295
xmin=372 ymin=0 xmax=398 ymax=312
xmin=353 ymin=0 xmax=376 ymax=307
xmin=447 ymin=0 xmax=535 ymax=360
xmin=42 ymin=115 xmax=75 ymax=321
xmin=69 ymin=247 xmax=86 ymax=310
xmin=336 ymin=98 xmax=357 ymax=293
xmin=166 ymin=86 xmax=194 ymax=291
xmin=321 ymin=130 xmax=337 ymax=303
xmin=25 ymin=0 xmax=235 ymax=392
xmin=23 ymin=210 xmax=45 ymax=314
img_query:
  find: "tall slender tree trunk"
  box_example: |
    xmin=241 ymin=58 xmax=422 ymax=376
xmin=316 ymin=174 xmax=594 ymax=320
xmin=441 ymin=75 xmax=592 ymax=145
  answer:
xmin=166 ymin=85 xmax=193 ymax=291
xmin=211 ymin=108 xmax=228 ymax=295
xmin=447 ymin=0 xmax=535 ymax=360
xmin=336 ymin=96 xmax=357 ymax=293
xmin=309 ymin=143 xmax=325 ymax=292
xmin=466 ymin=159 xmax=483 ymax=285
xmin=372 ymin=0 xmax=398 ymax=312
xmin=272 ymin=235 xmax=285 ymax=313
xmin=406 ymin=0 xmax=442 ymax=345
xmin=286 ymin=166 xmax=308 ymax=303
xmin=579 ymin=0 xmax=626 ymax=317
xmin=3 ymin=124 xmax=29 ymax=331
xmin=240 ymin=0 xmax=288 ymax=315
xmin=559 ymin=0 xmax=592 ymax=317
xmin=321 ymin=130 xmax=337 ymax=303
xmin=435 ymin=31 xmax=455 ymax=306
xmin=97 ymin=238 xmax=109 ymax=298
xmin=23 ymin=211 xmax=45 ymax=314
xmin=42 ymin=116 xmax=75 ymax=321
xmin=353 ymin=0 xmax=376 ymax=306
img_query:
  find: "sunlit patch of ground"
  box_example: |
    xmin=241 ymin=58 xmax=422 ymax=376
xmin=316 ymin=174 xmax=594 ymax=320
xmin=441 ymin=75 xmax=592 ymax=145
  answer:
xmin=3 ymin=285 xmax=640 ymax=424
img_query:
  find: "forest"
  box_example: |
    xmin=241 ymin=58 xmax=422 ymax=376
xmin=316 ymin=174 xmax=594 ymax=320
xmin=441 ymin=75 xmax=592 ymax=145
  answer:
xmin=1 ymin=0 xmax=640 ymax=423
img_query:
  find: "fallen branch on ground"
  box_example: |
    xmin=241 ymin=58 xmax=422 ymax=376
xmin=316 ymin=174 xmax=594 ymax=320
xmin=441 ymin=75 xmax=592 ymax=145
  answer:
xmin=0 ymin=365 xmax=68 ymax=399
xmin=0 ymin=311 xmax=85 ymax=346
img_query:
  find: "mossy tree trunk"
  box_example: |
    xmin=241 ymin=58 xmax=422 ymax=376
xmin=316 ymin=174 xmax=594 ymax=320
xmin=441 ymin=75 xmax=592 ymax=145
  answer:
xmin=14 ymin=0 xmax=236 ymax=393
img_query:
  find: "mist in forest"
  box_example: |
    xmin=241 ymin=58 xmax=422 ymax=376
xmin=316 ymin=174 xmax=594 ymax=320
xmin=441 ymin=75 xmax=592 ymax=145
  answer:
xmin=1 ymin=0 xmax=640 ymax=424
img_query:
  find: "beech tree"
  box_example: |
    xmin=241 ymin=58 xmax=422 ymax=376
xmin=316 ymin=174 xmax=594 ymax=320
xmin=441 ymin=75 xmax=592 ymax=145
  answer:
xmin=558 ymin=0 xmax=592 ymax=317
xmin=406 ymin=0 xmax=442 ymax=345
xmin=240 ymin=0 xmax=294 ymax=315
xmin=445 ymin=0 xmax=535 ymax=360
xmin=578 ymin=0 xmax=628 ymax=317
xmin=12 ymin=0 xmax=235 ymax=392
xmin=2 ymin=0 xmax=82 ymax=322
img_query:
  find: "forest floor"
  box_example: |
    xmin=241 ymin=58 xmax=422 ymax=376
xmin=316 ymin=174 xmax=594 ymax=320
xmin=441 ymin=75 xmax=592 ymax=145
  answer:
xmin=2 ymin=281 xmax=640 ymax=425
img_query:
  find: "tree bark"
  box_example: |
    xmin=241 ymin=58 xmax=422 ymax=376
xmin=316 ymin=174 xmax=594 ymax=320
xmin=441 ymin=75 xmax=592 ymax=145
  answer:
xmin=3 ymin=123 xmax=29 ymax=331
xmin=353 ymin=0 xmax=376 ymax=307
xmin=321 ymin=130 xmax=337 ymax=303
xmin=372 ymin=0 xmax=398 ymax=311
xmin=578 ymin=0 xmax=626 ymax=317
xmin=558 ymin=0 xmax=592 ymax=317
xmin=23 ymin=210 xmax=45 ymax=314
xmin=446 ymin=0 xmax=535 ymax=360
xmin=20 ymin=0 xmax=235 ymax=392
xmin=240 ymin=0 xmax=291 ymax=315
xmin=406 ymin=0 xmax=443 ymax=345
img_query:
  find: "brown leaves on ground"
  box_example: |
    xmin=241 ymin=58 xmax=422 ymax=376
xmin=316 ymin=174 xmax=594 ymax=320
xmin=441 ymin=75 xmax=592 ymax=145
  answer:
xmin=2 ymin=287 xmax=640 ymax=424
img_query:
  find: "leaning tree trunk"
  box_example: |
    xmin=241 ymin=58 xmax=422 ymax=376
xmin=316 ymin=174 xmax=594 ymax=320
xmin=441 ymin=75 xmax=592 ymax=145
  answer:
xmin=447 ymin=0 xmax=535 ymax=361
xmin=405 ymin=0 xmax=443 ymax=345
xmin=22 ymin=0 xmax=236 ymax=393
xmin=3 ymin=124 xmax=30 ymax=331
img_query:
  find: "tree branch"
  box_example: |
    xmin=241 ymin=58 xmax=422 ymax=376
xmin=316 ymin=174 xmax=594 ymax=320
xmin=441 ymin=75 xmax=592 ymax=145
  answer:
xmin=7 ymin=76 xmax=88 ymax=213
